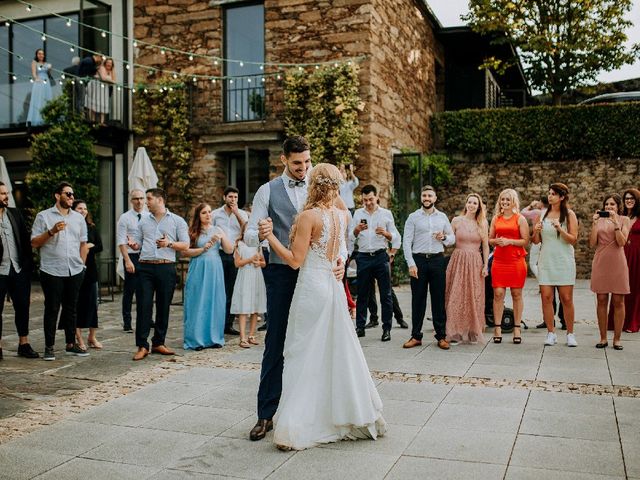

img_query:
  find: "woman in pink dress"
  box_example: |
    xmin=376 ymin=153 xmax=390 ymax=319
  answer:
xmin=590 ymin=194 xmax=630 ymax=350
xmin=445 ymin=194 xmax=489 ymax=344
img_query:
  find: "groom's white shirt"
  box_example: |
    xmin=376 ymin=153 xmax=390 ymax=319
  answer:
xmin=245 ymin=171 xmax=308 ymax=248
xmin=245 ymin=168 xmax=348 ymax=261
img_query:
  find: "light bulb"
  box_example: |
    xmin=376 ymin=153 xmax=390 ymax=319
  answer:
xmin=239 ymin=61 xmax=244 ymax=67
xmin=192 ymin=77 xmax=197 ymax=83
xmin=61 ymin=74 xmax=66 ymax=79
xmin=172 ymin=73 xmax=177 ymax=79
xmin=69 ymin=46 xmax=74 ymax=52
xmin=188 ymin=55 xmax=193 ymax=61
xmin=4 ymin=21 xmax=9 ymax=27
xmin=214 ymin=60 xmax=219 ymax=65
xmin=101 ymin=31 xmax=106 ymax=38
xmin=26 ymin=4 xmax=31 ymax=11
xmin=160 ymin=48 xmax=165 ymax=55
xmin=133 ymin=40 xmax=138 ymax=48
xmin=247 ymin=78 xmax=251 ymax=83
xmin=66 ymin=19 xmax=71 ymax=27
xmin=41 ymin=35 xmax=46 ymax=41
xmin=125 ymin=64 xmax=130 ymax=70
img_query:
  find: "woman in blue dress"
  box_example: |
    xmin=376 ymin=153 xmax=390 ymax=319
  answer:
xmin=26 ymin=49 xmax=53 ymax=126
xmin=183 ymin=203 xmax=233 ymax=350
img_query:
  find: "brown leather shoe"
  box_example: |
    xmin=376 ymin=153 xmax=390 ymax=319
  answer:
xmin=132 ymin=347 xmax=149 ymax=361
xmin=249 ymin=419 xmax=273 ymax=441
xmin=151 ymin=345 xmax=175 ymax=355
xmin=437 ymin=339 xmax=450 ymax=350
xmin=403 ymin=338 xmax=422 ymax=349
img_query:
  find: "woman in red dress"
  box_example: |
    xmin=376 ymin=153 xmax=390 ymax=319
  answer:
xmin=622 ymin=189 xmax=640 ymax=332
xmin=489 ymin=189 xmax=529 ymax=344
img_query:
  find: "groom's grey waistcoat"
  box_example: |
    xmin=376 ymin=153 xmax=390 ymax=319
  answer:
xmin=267 ymin=177 xmax=299 ymax=265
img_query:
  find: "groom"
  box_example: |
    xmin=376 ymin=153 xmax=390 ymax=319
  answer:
xmin=245 ymin=136 xmax=345 ymax=441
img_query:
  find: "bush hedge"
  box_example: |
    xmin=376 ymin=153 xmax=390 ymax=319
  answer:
xmin=432 ymin=103 xmax=640 ymax=162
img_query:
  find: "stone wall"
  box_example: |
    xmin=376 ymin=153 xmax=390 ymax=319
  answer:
xmin=433 ymin=156 xmax=640 ymax=278
xmin=133 ymin=0 xmax=443 ymax=210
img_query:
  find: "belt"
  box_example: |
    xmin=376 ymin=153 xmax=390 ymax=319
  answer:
xmin=413 ymin=252 xmax=443 ymax=259
xmin=359 ymin=249 xmax=387 ymax=256
xmin=139 ymin=259 xmax=175 ymax=264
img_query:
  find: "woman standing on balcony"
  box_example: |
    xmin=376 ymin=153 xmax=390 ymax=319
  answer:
xmin=85 ymin=57 xmax=116 ymax=126
xmin=26 ymin=49 xmax=53 ymax=126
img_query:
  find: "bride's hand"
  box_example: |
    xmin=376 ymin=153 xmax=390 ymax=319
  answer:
xmin=332 ymin=258 xmax=345 ymax=282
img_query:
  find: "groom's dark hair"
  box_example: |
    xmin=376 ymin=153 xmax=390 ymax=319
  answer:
xmin=282 ymin=136 xmax=310 ymax=157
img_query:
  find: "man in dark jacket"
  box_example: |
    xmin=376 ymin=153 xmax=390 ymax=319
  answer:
xmin=0 ymin=181 xmax=38 ymax=359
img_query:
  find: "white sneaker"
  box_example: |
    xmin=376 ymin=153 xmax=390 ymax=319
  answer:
xmin=544 ymin=332 xmax=557 ymax=346
xmin=566 ymin=333 xmax=578 ymax=347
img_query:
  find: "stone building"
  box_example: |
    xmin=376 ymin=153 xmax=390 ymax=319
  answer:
xmin=133 ymin=0 xmax=527 ymax=207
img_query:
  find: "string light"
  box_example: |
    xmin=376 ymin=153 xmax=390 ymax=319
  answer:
xmin=239 ymin=61 xmax=244 ymax=67
xmin=188 ymin=55 xmax=193 ymax=61
xmin=41 ymin=34 xmax=46 ymax=41
xmin=101 ymin=30 xmax=106 ymax=38
xmin=25 ymin=4 xmax=31 ymax=11
xmin=4 ymin=21 xmax=9 ymax=27
xmin=66 ymin=18 xmax=71 ymax=27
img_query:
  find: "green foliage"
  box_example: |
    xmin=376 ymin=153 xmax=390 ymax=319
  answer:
xmin=133 ymin=80 xmax=194 ymax=216
xmin=432 ymin=103 xmax=640 ymax=162
xmin=248 ymin=91 xmax=266 ymax=118
xmin=26 ymin=92 xmax=99 ymax=220
xmin=464 ymin=0 xmax=638 ymax=105
xmin=410 ymin=154 xmax=453 ymax=187
xmin=284 ymin=64 xmax=363 ymax=164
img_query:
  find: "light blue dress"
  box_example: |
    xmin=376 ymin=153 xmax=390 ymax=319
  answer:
xmin=26 ymin=63 xmax=53 ymax=126
xmin=183 ymin=229 xmax=226 ymax=349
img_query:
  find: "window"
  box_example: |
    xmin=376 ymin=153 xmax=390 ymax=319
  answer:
xmin=223 ymin=2 xmax=265 ymax=122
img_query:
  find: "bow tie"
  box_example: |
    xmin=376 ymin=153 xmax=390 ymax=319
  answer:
xmin=288 ymin=179 xmax=305 ymax=188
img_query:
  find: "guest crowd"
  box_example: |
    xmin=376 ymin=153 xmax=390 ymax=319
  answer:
xmin=0 ymin=175 xmax=638 ymax=361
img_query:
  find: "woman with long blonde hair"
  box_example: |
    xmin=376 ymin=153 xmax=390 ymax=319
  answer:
xmin=264 ymin=162 xmax=386 ymax=451
xmin=445 ymin=193 xmax=489 ymax=344
xmin=489 ymin=189 xmax=529 ymax=344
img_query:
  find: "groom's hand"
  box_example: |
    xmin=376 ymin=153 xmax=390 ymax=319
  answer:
xmin=258 ymin=218 xmax=273 ymax=240
xmin=332 ymin=257 xmax=345 ymax=281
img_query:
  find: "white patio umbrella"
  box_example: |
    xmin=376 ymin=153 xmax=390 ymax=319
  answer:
xmin=118 ymin=147 xmax=159 ymax=279
xmin=0 ymin=156 xmax=16 ymax=207
xmin=128 ymin=147 xmax=158 ymax=192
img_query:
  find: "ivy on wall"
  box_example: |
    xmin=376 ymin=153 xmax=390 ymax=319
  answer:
xmin=27 ymin=90 xmax=99 ymax=221
xmin=284 ymin=64 xmax=363 ymax=164
xmin=133 ymin=80 xmax=195 ymax=215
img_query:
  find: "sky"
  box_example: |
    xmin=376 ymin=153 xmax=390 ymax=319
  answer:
xmin=429 ymin=0 xmax=640 ymax=85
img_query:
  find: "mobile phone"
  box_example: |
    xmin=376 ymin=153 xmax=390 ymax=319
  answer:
xmin=597 ymin=210 xmax=610 ymax=218
xmin=361 ymin=219 xmax=367 ymax=225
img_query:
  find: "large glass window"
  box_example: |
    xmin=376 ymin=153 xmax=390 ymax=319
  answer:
xmin=224 ymin=2 xmax=265 ymax=122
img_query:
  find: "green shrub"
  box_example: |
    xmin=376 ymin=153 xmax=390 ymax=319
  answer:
xmin=432 ymin=103 xmax=640 ymax=162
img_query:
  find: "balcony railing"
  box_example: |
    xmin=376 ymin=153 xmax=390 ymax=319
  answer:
xmin=0 ymin=77 xmax=129 ymax=130
xmin=224 ymin=74 xmax=266 ymax=122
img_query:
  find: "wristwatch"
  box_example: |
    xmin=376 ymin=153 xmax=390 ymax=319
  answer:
xmin=168 ymin=241 xmax=174 ymax=248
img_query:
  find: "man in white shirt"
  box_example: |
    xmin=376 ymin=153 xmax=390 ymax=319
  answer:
xmin=350 ymin=184 xmax=401 ymax=341
xmin=116 ymin=189 xmax=146 ymax=332
xmin=339 ymin=163 xmax=359 ymax=214
xmin=402 ymin=185 xmax=455 ymax=350
xmin=213 ymin=186 xmax=248 ymax=335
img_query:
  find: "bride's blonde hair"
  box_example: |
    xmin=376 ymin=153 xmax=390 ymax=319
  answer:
xmin=290 ymin=162 xmax=342 ymax=243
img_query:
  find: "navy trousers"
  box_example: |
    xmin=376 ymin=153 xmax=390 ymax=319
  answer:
xmin=410 ymin=254 xmax=447 ymax=341
xmin=122 ymin=252 xmax=140 ymax=329
xmin=257 ymin=263 xmax=298 ymax=420
xmin=356 ymin=251 xmax=393 ymax=331
xmin=220 ymin=252 xmax=237 ymax=329
xmin=135 ymin=263 xmax=176 ymax=350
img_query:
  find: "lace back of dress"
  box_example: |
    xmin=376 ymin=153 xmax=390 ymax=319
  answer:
xmin=310 ymin=208 xmax=342 ymax=263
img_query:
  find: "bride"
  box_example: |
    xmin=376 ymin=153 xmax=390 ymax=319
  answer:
xmin=264 ymin=163 xmax=386 ymax=450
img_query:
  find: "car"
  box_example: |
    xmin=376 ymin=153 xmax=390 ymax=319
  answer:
xmin=579 ymin=91 xmax=640 ymax=105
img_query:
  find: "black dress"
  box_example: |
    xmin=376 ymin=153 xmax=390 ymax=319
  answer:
xmin=77 ymin=224 xmax=103 ymax=328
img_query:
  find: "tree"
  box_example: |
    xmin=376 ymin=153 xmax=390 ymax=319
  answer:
xmin=26 ymin=90 xmax=99 ymax=220
xmin=464 ymin=0 xmax=638 ymax=105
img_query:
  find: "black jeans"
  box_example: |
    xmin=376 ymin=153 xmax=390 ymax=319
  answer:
xmin=0 ymin=265 xmax=31 ymax=339
xmin=40 ymin=270 xmax=85 ymax=347
xmin=367 ymin=281 xmax=403 ymax=322
xmin=135 ymin=263 xmax=176 ymax=350
xmin=257 ymin=263 xmax=298 ymax=420
xmin=220 ymin=251 xmax=237 ymax=329
xmin=356 ymin=252 xmax=393 ymax=331
xmin=122 ymin=253 xmax=140 ymax=329
xmin=410 ymin=254 xmax=447 ymax=341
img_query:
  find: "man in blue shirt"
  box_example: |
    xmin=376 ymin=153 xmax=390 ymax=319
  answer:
xmin=130 ymin=188 xmax=189 ymax=361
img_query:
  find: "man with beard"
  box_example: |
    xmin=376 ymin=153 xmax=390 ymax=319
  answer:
xmin=350 ymin=184 xmax=401 ymax=341
xmin=0 ymin=182 xmax=38 ymax=360
xmin=31 ymin=182 xmax=89 ymax=361
xmin=213 ymin=186 xmax=248 ymax=335
xmin=402 ymin=185 xmax=455 ymax=350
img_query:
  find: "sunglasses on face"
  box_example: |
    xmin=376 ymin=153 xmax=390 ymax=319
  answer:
xmin=62 ymin=191 xmax=75 ymax=198
xmin=624 ymin=197 xmax=635 ymax=201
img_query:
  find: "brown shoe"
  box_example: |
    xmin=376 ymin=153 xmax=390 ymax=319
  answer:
xmin=132 ymin=347 xmax=149 ymax=361
xmin=403 ymin=338 xmax=422 ymax=349
xmin=437 ymin=339 xmax=450 ymax=350
xmin=151 ymin=345 xmax=175 ymax=355
xmin=249 ymin=419 xmax=273 ymax=441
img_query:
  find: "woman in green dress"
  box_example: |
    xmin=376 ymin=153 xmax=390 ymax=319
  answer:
xmin=532 ymin=183 xmax=579 ymax=347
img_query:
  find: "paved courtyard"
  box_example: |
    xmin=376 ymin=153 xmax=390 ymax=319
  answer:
xmin=0 ymin=279 xmax=639 ymax=479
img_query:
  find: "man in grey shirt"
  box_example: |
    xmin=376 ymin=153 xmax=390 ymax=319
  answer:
xmin=130 ymin=188 xmax=189 ymax=361
xmin=31 ymin=182 xmax=89 ymax=361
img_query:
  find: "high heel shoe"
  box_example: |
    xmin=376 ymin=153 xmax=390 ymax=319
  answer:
xmin=493 ymin=324 xmax=502 ymax=344
xmin=512 ymin=325 xmax=522 ymax=344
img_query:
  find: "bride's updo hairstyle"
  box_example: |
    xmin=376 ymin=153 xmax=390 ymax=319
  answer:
xmin=302 ymin=163 xmax=342 ymax=211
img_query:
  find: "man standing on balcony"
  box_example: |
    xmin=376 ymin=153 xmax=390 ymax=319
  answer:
xmin=0 ymin=182 xmax=39 ymax=360
xmin=31 ymin=182 xmax=89 ymax=361
xmin=213 ymin=186 xmax=248 ymax=336
xmin=116 ymin=189 xmax=146 ymax=333
xmin=130 ymin=188 xmax=189 ymax=361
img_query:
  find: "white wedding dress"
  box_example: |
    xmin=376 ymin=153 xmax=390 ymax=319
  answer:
xmin=273 ymin=207 xmax=386 ymax=450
